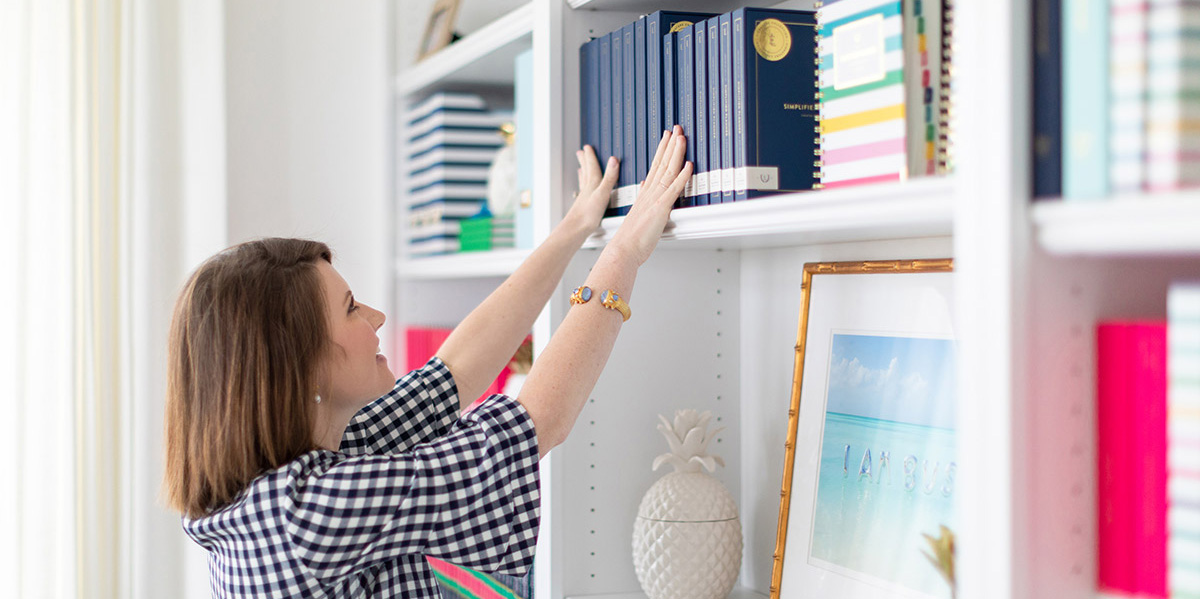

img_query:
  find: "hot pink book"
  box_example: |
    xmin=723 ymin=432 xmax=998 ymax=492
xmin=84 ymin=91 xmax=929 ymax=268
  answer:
xmin=1097 ymin=321 xmax=1168 ymax=597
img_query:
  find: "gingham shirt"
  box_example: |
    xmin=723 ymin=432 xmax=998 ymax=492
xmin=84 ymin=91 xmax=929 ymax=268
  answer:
xmin=183 ymin=357 xmax=541 ymax=598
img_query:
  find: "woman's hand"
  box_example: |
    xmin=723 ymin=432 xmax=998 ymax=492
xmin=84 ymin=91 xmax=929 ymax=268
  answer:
xmin=608 ymin=125 xmax=692 ymax=266
xmin=563 ymin=145 xmax=619 ymax=235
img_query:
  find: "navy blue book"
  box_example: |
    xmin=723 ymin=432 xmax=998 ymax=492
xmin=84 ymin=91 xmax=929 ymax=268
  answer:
xmin=676 ymin=29 xmax=694 ymax=208
xmin=707 ymin=17 xmax=722 ymax=206
xmin=645 ymin=12 xmax=717 ymax=173
xmin=610 ymin=30 xmax=623 ymax=216
xmin=634 ymin=18 xmax=648 ymax=186
xmin=579 ymin=37 xmax=600 ymax=161
xmin=719 ymin=13 xmax=734 ymax=204
xmin=731 ymin=8 xmax=819 ymax=201
xmin=694 ymin=22 xmax=709 ymax=207
xmin=1033 ymin=0 xmax=1061 ymax=198
xmin=663 ymin=31 xmax=675 ymax=134
xmin=599 ymin=33 xmax=612 ymax=169
xmin=621 ymin=22 xmax=636 ymax=212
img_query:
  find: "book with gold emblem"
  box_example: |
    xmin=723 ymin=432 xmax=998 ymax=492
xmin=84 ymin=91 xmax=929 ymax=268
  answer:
xmin=731 ymin=8 xmax=820 ymax=201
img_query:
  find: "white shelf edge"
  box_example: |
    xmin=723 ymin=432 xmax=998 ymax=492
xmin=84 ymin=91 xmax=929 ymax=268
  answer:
xmin=396 ymin=248 xmax=532 ymax=280
xmin=584 ymin=177 xmax=955 ymax=250
xmin=396 ymin=2 xmax=534 ymax=97
xmin=565 ymin=586 xmax=767 ymax=599
xmin=1032 ymin=191 xmax=1200 ymax=256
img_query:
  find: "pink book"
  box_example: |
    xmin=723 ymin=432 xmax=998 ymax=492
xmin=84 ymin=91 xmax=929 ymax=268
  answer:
xmin=1097 ymin=321 xmax=1168 ymax=597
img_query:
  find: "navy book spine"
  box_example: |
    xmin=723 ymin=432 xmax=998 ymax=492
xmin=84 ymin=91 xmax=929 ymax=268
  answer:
xmin=648 ymin=18 xmax=663 ymax=153
xmin=621 ymin=22 xmax=636 ymax=212
xmin=580 ymin=38 xmax=600 ymax=159
xmin=693 ymin=22 xmax=709 ymax=207
xmin=663 ymin=31 xmax=675 ymax=135
xmin=719 ymin=13 xmax=734 ymax=204
xmin=1033 ymin=0 xmax=1061 ymax=198
xmin=634 ymin=17 xmax=648 ymax=186
xmin=732 ymin=8 xmax=819 ymax=201
xmin=677 ymin=29 xmax=694 ymax=208
xmin=707 ymin=17 xmax=722 ymax=206
xmin=731 ymin=10 xmax=746 ymax=203
xmin=599 ymin=34 xmax=612 ymax=168
xmin=609 ymin=30 xmax=623 ymax=216
xmin=644 ymin=12 xmax=717 ymax=173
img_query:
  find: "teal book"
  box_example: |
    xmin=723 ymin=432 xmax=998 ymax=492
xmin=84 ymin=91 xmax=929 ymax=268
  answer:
xmin=1062 ymin=0 xmax=1109 ymax=199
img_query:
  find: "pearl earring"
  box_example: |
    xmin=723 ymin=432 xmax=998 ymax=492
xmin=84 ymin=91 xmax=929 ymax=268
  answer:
xmin=315 ymin=394 xmax=322 ymax=404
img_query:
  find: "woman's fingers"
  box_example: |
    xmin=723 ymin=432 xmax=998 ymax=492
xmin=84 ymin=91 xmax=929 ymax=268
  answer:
xmin=642 ymin=130 xmax=673 ymax=190
xmin=599 ymin=156 xmax=620 ymax=193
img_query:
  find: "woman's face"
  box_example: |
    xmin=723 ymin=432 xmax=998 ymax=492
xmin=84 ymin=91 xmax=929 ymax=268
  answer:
xmin=315 ymin=261 xmax=395 ymax=407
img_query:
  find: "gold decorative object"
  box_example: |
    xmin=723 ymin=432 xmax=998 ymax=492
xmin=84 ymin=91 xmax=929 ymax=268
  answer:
xmin=922 ymin=524 xmax=957 ymax=599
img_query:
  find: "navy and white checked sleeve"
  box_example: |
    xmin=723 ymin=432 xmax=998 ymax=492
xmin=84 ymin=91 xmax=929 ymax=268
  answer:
xmin=340 ymin=357 xmax=461 ymax=455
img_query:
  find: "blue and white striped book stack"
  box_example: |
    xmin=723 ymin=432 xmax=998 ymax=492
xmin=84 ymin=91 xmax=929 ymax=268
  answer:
xmin=405 ymin=92 xmax=510 ymax=257
xmin=1169 ymin=282 xmax=1200 ymax=599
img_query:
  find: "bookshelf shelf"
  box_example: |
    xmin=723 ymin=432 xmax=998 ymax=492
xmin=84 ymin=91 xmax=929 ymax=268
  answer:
xmin=586 ymin=178 xmax=955 ymax=250
xmin=566 ymin=0 xmax=734 ymax=12
xmin=395 ymin=2 xmax=534 ymax=98
xmin=1032 ymin=192 xmax=1200 ymax=256
xmin=396 ymin=248 xmax=531 ymax=280
xmin=565 ymin=588 xmax=767 ymax=599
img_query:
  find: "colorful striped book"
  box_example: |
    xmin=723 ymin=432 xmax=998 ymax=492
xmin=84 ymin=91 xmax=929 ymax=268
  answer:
xmin=903 ymin=0 xmax=942 ymax=177
xmin=1110 ymin=0 xmax=1148 ymax=193
xmin=1169 ymin=283 xmax=1200 ymax=599
xmin=817 ymin=0 xmax=909 ymax=189
xmin=427 ymin=557 xmax=522 ymax=599
xmin=1145 ymin=0 xmax=1200 ymax=192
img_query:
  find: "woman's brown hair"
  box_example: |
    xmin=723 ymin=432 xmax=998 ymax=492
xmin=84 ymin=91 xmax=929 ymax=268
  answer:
xmin=164 ymin=238 xmax=333 ymax=519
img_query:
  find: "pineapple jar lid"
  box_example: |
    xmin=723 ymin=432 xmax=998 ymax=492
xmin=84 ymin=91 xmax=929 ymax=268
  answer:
xmin=636 ymin=471 xmax=739 ymax=523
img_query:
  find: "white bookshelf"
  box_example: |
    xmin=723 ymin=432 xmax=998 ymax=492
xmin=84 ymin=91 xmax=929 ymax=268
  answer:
xmin=1033 ymin=192 xmax=1200 ymax=256
xmin=396 ymin=2 xmax=534 ymax=98
xmin=566 ymin=588 xmax=766 ymax=599
xmin=587 ymin=177 xmax=955 ymax=250
xmin=390 ymin=0 xmax=1200 ymax=598
xmin=396 ymin=248 xmax=533 ymax=280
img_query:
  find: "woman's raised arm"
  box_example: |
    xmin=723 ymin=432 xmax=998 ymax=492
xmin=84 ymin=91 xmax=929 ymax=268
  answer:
xmin=436 ymin=145 xmax=619 ymax=410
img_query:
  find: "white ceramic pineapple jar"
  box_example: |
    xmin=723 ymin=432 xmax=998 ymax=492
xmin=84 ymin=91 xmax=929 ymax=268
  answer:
xmin=633 ymin=410 xmax=742 ymax=599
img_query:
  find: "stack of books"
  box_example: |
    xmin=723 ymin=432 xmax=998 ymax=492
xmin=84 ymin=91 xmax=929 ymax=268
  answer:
xmin=404 ymin=92 xmax=510 ymax=257
xmin=580 ymin=8 xmax=819 ymax=216
xmin=1034 ymin=0 xmax=1200 ymax=199
xmin=578 ymin=2 xmax=955 ymax=216
xmin=458 ymin=208 xmax=515 ymax=253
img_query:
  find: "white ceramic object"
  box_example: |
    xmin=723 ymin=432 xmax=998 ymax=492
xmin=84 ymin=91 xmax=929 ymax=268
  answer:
xmin=633 ymin=410 xmax=742 ymax=599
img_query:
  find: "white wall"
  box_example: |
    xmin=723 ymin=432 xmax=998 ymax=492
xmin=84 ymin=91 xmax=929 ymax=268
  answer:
xmin=224 ymin=0 xmax=390 ymax=333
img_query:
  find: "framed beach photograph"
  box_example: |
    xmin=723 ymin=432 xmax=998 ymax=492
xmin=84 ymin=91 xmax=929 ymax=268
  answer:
xmin=771 ymin=260 xmax=957 ymax=599
xmin=417 ymin=0 xmax=461 ymax=61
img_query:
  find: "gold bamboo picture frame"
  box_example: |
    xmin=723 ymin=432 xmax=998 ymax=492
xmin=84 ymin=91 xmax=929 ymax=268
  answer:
xmin=771 ymin=259 xmax=956 ymax=599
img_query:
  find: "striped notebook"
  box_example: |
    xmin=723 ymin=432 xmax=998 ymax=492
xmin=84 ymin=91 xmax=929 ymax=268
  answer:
xmin=817 ymin=0 xmax=909 ymax=189
xmin=1145 ymin=0 xmax=1200 ymax=191
xmin=1169 ymin=283 xmax=1200 ymax=599
xmin=427 ymin=556 xmax=527 ymax=599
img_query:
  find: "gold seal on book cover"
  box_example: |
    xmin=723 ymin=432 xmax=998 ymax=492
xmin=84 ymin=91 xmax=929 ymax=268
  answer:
xmin=753 ymin=18 xmax=791 ymax=61
xmin=668 ymin=21 xmax=693 ymax=34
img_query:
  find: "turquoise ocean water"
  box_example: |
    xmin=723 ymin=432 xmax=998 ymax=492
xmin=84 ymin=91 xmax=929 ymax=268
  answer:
xmin=809 ymin=412 xmax=956 ymax=597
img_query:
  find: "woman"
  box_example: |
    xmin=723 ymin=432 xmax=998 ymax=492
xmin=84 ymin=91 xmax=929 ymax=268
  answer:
xmin=164 ymin=128 xmax=693 ymax=597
